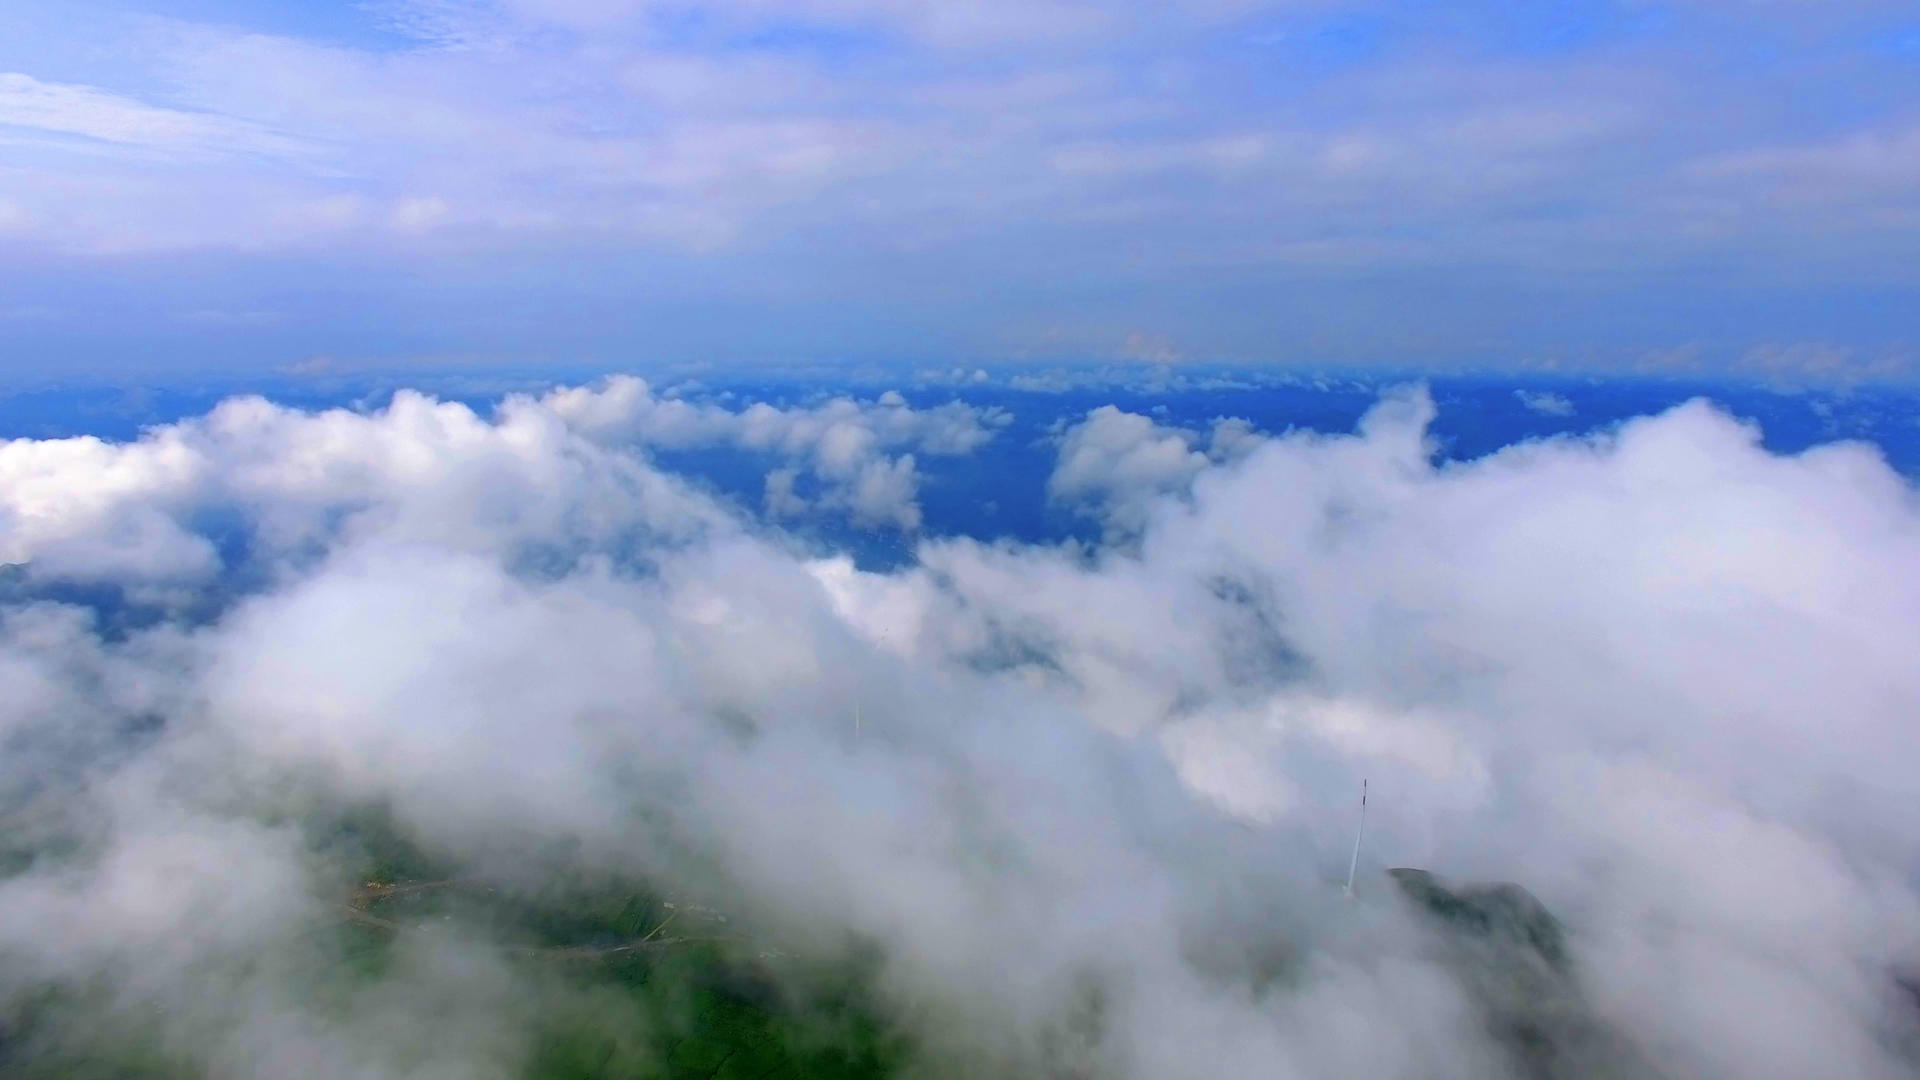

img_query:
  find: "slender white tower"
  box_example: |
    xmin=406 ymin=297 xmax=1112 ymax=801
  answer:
xmin=1343 ymin=779 xmax=1368 ymax=897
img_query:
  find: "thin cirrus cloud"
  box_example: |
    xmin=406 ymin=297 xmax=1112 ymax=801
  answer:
xmin=0 ymin=72 xmax=300 ymax=155
xmin=0 ymin=0 xmax=1916 ymax=375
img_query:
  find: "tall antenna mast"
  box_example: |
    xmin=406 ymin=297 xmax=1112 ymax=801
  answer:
xmin=1344 ymin=779 xmax=1368 ymax=897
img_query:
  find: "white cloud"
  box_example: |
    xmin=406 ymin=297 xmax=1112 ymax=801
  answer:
xmin=0 ymin=378 xmax=1002 ymax=594
xmin=465 ymin=0 xmax=1264 ymax=49
xmin=1734 ymin=341 xmax=1915 ymax=387
xmin=0 ymin=0 xmax=1911 ymax=338
xmin=0 ymin=197 xmax=30 ymax=232
xmin=543 ymin=375 xmax=1008 ymax=528
xmin=1047 ymin=405 xmax=1268 ymax=535
xmin=390 ymin=194 xmax=451 ymax=233
xmin=1049 ymin=405 xmax=1212 ymax=531
xmin=1515 ymin=389 xmax=1575 ymax=416
xmin=0 ymin=386 xmax=734 ymax=587
xmin=0 ymin=71 xmax=304 ymax=157
xmin=0 ymin=381 xmax=1918 ymax=1077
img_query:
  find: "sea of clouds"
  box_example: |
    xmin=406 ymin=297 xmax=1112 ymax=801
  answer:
xmin=0 ymin=377 xmax=1916 ymax=1078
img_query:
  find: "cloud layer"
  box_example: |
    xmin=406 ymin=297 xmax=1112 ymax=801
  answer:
xmin=1 ymin=380 xmax=1918 ymax=1077
xmin=0 ymin=378 xmax=1003 ymax=589
xmin=2 ymin=0 xmax=1916 ymax=373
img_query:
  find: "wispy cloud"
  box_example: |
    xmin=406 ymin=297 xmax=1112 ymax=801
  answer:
xmin=0 ymin=0 xmax=1914 ymax=373
xmin=0 ymin=71 xmax=309 ymax=158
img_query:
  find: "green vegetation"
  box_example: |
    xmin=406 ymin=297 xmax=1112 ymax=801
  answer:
xmin=1388 ymin=867 xmax=1667 ymax=1080
xmin=1387 ymin=867 xmax=1570 ymax=973
xmin=0 ymin=807 xmax=910 ymax=1080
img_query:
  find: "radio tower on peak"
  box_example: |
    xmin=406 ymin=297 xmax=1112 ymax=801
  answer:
xmin=1344 ymin=779 xmax=1368 ymax=898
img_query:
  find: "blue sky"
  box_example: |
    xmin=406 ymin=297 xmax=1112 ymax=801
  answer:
xmin=2 ymin=0 xmax=1918 ymax=383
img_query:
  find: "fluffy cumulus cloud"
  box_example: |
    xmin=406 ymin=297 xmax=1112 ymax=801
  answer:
xmin=545 ymin=376 xmax=1008 ymax=528
xmin=0 ymin=379 xmax=1001 ymax=581
xmin=1049 ymin=405 xmax=1264 ymax=534
xmin=1 ymin=380 xmax=1918 ymax=1078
